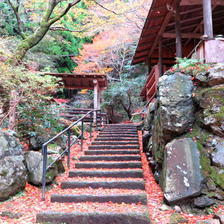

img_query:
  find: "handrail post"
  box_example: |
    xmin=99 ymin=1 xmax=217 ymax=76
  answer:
xmin=41 ymin=145 xmax=47 ymax=201
xmin=96 ymin=110 xmax=98 ymax=130
xmin=90 ymin=111 xmax=93 ymax=139
xmin=81 ymin=119 xmax=84 ymax=150
xmin=100 ymin=110 xmax=102 ymax=127
xmin=67 ymin=129 xmax=71 ymax=169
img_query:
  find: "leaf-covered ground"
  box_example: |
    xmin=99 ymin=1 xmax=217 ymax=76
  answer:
xmin=0 ymin=131 xmax=223 ymax=224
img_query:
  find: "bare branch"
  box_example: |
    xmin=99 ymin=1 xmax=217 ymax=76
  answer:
xmin=49 ymin=26 xmax=86 ymax=32
xmin=49 ymin=0 xmax=82 ymax=25
xmin=7 ymin=0 xmax=26 ymax=39
xmin=92 ymin=0 xmax=119 ymax=15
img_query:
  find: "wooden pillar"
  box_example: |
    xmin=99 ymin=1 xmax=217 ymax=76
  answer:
xmin=97 ymin=89 xmax=101 ymax=110
xmin=175 ymin=0 xmax=182 ymax=58
xmin=203 ymin=0 xmax=213 ymax=39
xmin=9 ymin=90 xmax=18 ymax=131
xmin=158 ymin=37 xmax=163 ymax=76
xmin=93 ymin=80 xmax=99 ymax=110
xmin=93 ymin=80 xmax=99 ymax=124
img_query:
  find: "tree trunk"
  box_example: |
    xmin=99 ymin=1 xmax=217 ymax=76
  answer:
xmin=120 ymin=101 xmax=132 ymax=120
xmin=12 ymin=23 xmax=50 ymax=64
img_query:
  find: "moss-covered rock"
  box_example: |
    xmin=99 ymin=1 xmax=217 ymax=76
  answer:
xmin=194 ymin=85 xmax=224 ymax=137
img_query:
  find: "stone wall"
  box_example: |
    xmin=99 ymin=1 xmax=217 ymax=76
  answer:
xmin=144 ymin=65 xmax=224 ymax=212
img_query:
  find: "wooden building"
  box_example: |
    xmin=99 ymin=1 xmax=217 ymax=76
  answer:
xmin=46 ymin=73 xmax=108 ymax=111
xmin=132 ymin=0 xmax=224 ymax=102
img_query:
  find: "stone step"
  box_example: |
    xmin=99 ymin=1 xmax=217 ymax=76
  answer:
xmin=61 ymin=180 xmax=145 ymax=190
xmin=89 ymin=145 xmax=139 ymax=150
xmin=36 ymin=211 xmax=151 ymax=224
xmin=95 ymin=138 xmax=139 ymax=141
xmin=84 ymin=150 xmax=140 ymax=155
xmin=79 ymin=155 xmax=141 ymax=161
xmin=103 ymin=128 xmax=137 ymax=131
xmin=101 ymin=132 xmax=137 ymax=134
xmin=92 ymin=141 xmax=139 ymax=145
xmin=69 ymin=170 xmax=143 ymax=178
xmin=75 ymin=162 xmax=142 ymax=169
xmin=98 ymin=134 xmax=138 ymax=137
xmin=50 ymin=194 xmax=147 ymax=204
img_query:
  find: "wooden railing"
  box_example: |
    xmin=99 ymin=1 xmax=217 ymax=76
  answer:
xmin=140 ymin=64 xmax=160 ymax=103
xmin=61 ymin=108 xmax=108 ymax=127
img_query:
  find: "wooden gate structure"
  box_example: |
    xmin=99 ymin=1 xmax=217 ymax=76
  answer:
xmin=132 ymin=0 xmax=224 ymax=102
xmin=46 ymin=73 xmax=108 ymax=121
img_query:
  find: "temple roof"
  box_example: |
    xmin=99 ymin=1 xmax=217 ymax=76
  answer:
xmin=46 ymin=73 xmax=108 ymax=89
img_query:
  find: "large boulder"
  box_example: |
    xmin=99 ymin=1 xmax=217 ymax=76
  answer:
xmin=195 ymin=84 xmax=224 ymax=137
xmin=25 ymin=151 xmax=64 ymax=186
xmin=158 ymin=72 xmax=194 ymax=138
xmin=0 ymin=131 xmax=27 ymax=201
xmin=29 ymin=135 xmax=66 ymax=151
xmin=150 ymin=73 xmax=194 ymax=166
xmin=162 ymin=138 xmax=203 ymax=204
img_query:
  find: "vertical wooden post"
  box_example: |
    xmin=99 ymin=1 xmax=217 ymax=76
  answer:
xmin=175 ymin=0 xmax=182 ymax=58
xmin=203 ymin=0 xmax=213 ymax=39
xmin=93 ymin=79 xmax=99 ymax=124
xmin=97 ymin=88 xmax=101 ymax=110
xmin=158 ymin=37 xmax=163 ymax=76
xmin=9 ymin=90 xmax=18 ymax=131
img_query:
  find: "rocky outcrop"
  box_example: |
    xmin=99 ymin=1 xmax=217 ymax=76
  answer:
xmin=25 ymin=151 xmax=64 ymax=186
xmin=0 ymin=131 xmax=27 ymax=201
xmin=195 ymin=64 xmax=224 ymax=87
xmin=195 ymin=85 xmax=224 ymax=137
xmin=162 ymin=138 xmax=203 ymax=204
xmin=150 ymin=73 xmax=194 ymax=166
xmin=158 ymin=73 xmax=194 ymax=137
xmin=144 ymin=64 xmax=224 ymax=212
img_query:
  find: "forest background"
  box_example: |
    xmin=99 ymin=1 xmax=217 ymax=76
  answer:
xmin=0 ymin=0 xmax=151 ymax=141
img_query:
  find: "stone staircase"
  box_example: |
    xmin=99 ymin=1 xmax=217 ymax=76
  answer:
xmin=36 ymin=124 xmax=151 ymax=224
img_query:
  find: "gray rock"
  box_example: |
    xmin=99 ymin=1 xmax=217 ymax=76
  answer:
xmin=0 ymin=131 xmax=23 ymax=159
xmin=206 ymin=179 xmax=217 ymax=191
xmin=212 ymin=141 xmax=224 ymax=168
xmin=158 ymin=73 xmax=194 ymax=136
xmin=0 ymin=211 xmax=23 ymax=219
xmin=194 ymin=196 xmax=215 ymax=208
xmin=159 ymin=204 xmax=171 ymax=211
xmin=195 ymin=84 xmax=224 ymax=138
xmin=195 ymin=65 xmax=224 ymax=87
xmin=196 ymin=220 xmax=220 ymax=224
xmin=0 ymin=156 xmax=27 ymax=201
xmin=174 ymin=205 xmax=182 ymax=213
xmin=0 ymin=131 xmax=27 ymax=201
xmin=25 ymin=151 xmax=64 ymax=185
xmin=208 ymin=66 xmax=224 ymax=86
xmin=162 ymin=138 xmax=203 ymax=204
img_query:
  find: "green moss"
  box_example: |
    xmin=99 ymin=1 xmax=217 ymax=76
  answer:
xmin=169 ymin=213 xmax=189 ymax=224
xmin=185 ymin=125 xmax=209 ymax=145
xmin=0 ymin=170 xmax=8 ymax=177
xmin=215 ymin=106 xmax=224 ymax=120
xmin=200 ymin=154 xmax=224 ymax=190
xmin=185 ymin=125 xmax=224 ymax=189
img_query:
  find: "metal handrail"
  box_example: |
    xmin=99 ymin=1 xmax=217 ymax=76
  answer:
xmin=41 ymin=110 xmax=94 ymax=200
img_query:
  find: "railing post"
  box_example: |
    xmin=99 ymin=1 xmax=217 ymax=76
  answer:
xmin=96 ymin=110 xmax=98 ymax=130
xmin=41 ymin=145 xmax=47 ymax=201
xmin=90 ymin=111 xmax=93 ymax=139
xmin=67 ymin=129 xmax=71 ymax=169
xmin=81 ymin=119 xmax=84 ymax=150
xmin=100 ymin=110 xmax=102 ymax=127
